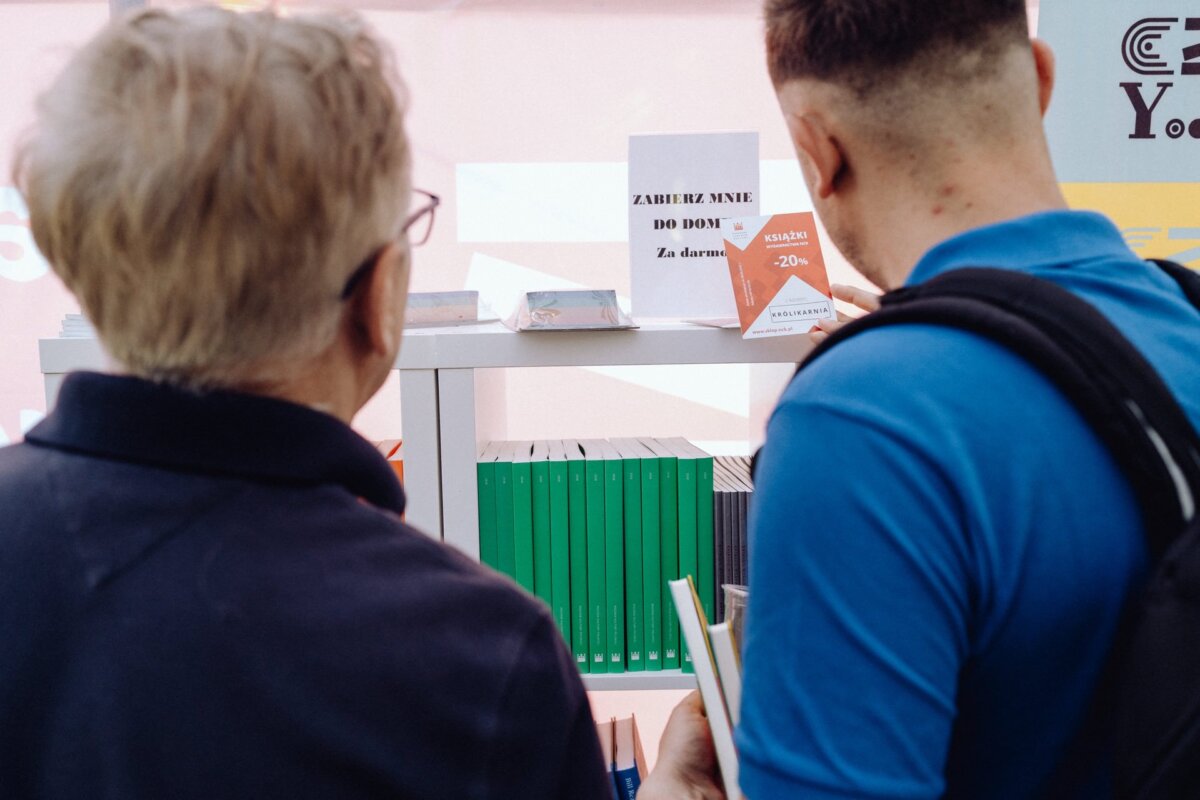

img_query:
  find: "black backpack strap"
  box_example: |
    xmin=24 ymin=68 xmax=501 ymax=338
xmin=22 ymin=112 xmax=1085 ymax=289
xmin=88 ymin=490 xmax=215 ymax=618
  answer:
xmin=1153 ymin=259 xmax=1200 ymax=309
xmin=800 ymin=265 xmax=1200 ymax=556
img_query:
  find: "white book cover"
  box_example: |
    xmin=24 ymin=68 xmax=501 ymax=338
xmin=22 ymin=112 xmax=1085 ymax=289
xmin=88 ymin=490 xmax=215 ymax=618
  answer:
xmin=709 ymin=621 xmax=743 ymax=727
xmin=670 ymin=577 xmax=741 ymax=800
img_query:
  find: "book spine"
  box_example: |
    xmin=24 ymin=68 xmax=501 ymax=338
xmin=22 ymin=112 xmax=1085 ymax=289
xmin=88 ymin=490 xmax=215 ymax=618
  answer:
xmin=567 ymin=456 xmax=589 ymax=671
xmin=697 ymin=454 xmax=715 ymax=625
xmin=477 ymin=456 xmax=498 ymax=570
xmin=495 ymin=455 xmax=516 ymax=579
xmin=716 ymin=488 xmax=727 ymax=621
xmin=604 ymin=455 xmax=625 ymax=671
xmin=532 ymin=456 xmax=553 ymax=607
xmin=623 ymin=457 xmax=644 ymax=672
xmin=676 ymin=454 xmax=698 ymax=673
xmin=512 ymin=458 xmax=535 ymax=594
xmin=660 ymin=455 xmax=680 ymax=670
xmin=549 ymin=457 xmax=572 ymax=649
xmin=641 ymin=456 xmax=662 ymax=671
xmin=738 ymin=490 xmax=748 ymax=586
xmin=614 ymin=767 xmax=641 ymax=800
xmin=586 ymin=459 xmax=609 ymax=673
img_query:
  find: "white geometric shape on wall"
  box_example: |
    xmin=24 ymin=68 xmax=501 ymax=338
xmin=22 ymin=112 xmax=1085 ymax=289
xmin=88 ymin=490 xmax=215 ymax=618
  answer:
xmin=457 ymin=162 xmax=628 ymax=243
xmin=758 ymin=160 xmax=814 ymax=216
xmin=20 ymin=409 xmax=45 ymax=434
xmin=0 ymin=187 xmax=50 ymax=283
xmin=586 ymin=364 xmax=750 ymax=418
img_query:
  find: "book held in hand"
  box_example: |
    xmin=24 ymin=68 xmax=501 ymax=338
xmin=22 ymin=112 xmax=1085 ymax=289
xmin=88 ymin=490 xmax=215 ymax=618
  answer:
xmin=670 ymin=576 xmax=742 ymax=800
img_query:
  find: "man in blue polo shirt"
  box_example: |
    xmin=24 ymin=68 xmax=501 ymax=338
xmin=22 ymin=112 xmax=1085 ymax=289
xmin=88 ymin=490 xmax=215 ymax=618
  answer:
xmin=738 ymin=1 xmax=1200 ymax=798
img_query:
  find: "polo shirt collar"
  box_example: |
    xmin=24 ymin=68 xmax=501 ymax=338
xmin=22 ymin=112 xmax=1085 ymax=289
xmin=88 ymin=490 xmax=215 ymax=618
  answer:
xmin=25 ymin=372 xmax=406 ymax=516
xmin=907 ymin=210 xmax=1138 ymax=286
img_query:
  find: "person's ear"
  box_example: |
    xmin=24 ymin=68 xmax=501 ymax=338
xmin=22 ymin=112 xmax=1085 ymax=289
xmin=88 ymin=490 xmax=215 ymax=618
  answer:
xmin=345 ymin=243 xmax=404 ymax=357
xmin=1031 ymin=38 xmax=1056 ymax=117
xmin=788 ymin=112 xmax=845 ymax=200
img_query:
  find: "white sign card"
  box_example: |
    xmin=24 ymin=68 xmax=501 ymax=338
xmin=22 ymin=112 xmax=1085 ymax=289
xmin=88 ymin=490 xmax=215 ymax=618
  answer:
xmin=629 ymin=132 xmax=759 ymax=319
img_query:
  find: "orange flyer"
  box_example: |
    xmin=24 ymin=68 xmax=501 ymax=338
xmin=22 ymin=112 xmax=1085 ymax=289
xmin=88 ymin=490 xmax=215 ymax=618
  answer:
xmin=720 ymin=212 xmax=835 ymax=339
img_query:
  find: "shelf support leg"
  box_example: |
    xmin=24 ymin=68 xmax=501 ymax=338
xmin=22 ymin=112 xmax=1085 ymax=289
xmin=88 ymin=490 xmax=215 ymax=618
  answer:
xmin=399 ymin=368 xmax=442 ymax=538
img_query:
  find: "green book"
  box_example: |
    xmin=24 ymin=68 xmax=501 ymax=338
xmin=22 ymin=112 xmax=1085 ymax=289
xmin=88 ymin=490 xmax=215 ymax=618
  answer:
xmin=667 ymin=439 xmax=698 ymax=673
xmin=598 ymin=440 xmax=625 ymax=672
xmin=670 ymin=438 xmax=716 ymax=627
xmin=547 ymin=440 xmax=572 ymax=649
xmin=511 ymin=441 xmax=535 ymax=595
xmin=531 ymin=440 xmax=553 ymax=608
xmin=494 ymin=441 xmax=516 ymax=579
xmin=641 ymin=437 xmax=680 ymax=670
xmin=611 ymin=439 xmax=646 ymax=672
xmin=564 ymin=440 xmax=589 ymax=672
xmin=696 ymin=447 xmax=715 ymax=625
xmin=476 ymin=441 xmax=501 ymax=570
xmin=637 ymin=439 xmax=663 ymax=671
xmin=579 ymin=439 xmax=608 ymax=673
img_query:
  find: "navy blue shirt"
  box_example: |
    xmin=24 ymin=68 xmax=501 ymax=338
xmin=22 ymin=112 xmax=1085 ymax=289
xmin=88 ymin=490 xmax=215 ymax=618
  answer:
xmin=739 ymin=211 xmax=1200 ymax=798
xmin=0 ymin=373 xmax=608 ymax=799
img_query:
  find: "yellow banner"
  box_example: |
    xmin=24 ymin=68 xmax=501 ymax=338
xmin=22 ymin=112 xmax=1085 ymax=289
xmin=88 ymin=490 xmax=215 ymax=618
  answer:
xmin=1060 ymin=183 xmax=1200 ymax=267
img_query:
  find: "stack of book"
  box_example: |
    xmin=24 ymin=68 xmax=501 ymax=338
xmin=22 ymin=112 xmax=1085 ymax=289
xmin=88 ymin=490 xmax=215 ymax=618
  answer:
xmin=714 ymin=455 xmax=752 ymax=621
xmin=477 ymin=438 xmax=716 ymax=674
xmin=59 ymin=313 xmax=95 ymax=339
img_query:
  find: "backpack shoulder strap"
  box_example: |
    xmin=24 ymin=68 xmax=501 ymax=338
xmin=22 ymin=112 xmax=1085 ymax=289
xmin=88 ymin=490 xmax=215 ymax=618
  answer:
xmin=1153 ymin=259 xmax=1200 ymax=310
xmin=801 ymin=265 xmax=1200 ymax=556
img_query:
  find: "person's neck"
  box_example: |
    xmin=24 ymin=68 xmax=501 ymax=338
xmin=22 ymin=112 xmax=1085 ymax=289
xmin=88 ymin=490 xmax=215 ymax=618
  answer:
xmin=227 ymin=347 xmax=374 ymax=425
xmin=859 ymin=143 xmax=1067 ymax=290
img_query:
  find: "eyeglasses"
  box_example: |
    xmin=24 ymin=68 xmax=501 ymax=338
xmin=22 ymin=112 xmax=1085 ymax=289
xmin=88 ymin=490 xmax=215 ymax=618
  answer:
xmin=339 ymin=189 xmax=441 ymax=301
xmin=403 ymin=189 xmax=440 ymax=248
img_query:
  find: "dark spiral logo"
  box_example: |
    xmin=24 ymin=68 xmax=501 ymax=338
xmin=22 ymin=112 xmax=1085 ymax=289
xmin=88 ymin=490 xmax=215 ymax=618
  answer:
xmin=1123 ymin=18 xmax=1177 ymax=75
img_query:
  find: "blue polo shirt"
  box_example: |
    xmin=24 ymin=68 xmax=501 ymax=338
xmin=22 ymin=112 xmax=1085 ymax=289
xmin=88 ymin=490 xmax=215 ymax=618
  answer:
xmin=738 ymin=211 xmax=1200 ymax=798
xmin=0 ymin=373 xmax=609 ymax=799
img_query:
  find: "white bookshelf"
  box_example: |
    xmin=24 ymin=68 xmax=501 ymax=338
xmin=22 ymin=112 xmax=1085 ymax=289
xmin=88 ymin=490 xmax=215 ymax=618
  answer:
xmin=391 ymin=321 xmax=806 ymax=552
xmin=582 ymin=669 xmax=695 ymax=691
xmin=41 ymin=321 xmax=807 ymax=548
xmin=40 ymin=322 xmax=802 ymax=690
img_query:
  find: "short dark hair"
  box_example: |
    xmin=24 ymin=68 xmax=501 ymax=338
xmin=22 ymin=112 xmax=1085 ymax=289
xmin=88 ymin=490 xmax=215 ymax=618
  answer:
xmin=765 ymin=0 xmax=1028 ymax=91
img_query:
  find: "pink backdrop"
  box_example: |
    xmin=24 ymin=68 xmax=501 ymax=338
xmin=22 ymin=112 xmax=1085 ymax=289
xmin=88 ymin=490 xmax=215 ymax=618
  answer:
xmin=0 ymin=1 xmax=1039 ymax=447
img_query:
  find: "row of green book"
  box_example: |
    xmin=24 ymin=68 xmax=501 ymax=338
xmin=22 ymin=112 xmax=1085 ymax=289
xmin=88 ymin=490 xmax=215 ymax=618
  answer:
xmin=476 ymin=438 xmax=715 ymax=674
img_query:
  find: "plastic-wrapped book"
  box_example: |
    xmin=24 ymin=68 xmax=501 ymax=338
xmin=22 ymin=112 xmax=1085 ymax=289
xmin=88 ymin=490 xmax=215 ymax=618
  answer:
xmin=59 ymin=314 xmax=94 ymax=339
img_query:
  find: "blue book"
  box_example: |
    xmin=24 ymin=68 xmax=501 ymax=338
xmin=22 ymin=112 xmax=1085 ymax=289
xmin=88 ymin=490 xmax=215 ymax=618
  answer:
xmin=611 ymin=715 xmax=645 ymax=800
xmin=613 ymin=766 xmax=641 ymax=800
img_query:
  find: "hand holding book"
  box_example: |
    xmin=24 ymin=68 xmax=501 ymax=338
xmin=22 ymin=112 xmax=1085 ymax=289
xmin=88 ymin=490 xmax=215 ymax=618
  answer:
xmin=638 ymin=691 xmax=726 ymax=800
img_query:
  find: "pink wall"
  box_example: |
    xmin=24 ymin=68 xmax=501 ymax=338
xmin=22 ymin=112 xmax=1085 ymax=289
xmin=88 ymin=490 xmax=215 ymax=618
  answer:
xmin=0 ymin=2 xmax=818 ymax=446
xmin=0 ymin=1 xmax=1040 ymax=445
xmin=0 ymin=4 xmax=107 ymax=444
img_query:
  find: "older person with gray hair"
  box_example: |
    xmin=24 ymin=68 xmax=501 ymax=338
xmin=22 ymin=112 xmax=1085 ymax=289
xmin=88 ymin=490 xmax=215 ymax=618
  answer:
xmin=0 ymin=8 xmax=720 ymax=799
